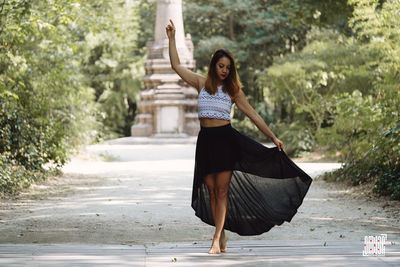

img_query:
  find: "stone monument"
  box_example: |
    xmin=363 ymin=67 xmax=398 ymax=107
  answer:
xmin=131 ymin=0 xmax=199 ymax=137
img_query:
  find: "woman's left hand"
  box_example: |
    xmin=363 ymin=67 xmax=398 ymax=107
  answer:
xmin=271 ymin=137 xmax=284 ymax=151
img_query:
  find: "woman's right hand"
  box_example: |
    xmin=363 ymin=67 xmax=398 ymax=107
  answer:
xmin=165 ymin=19 xmax=176 ymax=40
xmin=271 ymin=137 xmax=284 ymax=151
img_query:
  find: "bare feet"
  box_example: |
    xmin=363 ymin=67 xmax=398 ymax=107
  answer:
xmin=208 ymin=236 xmax=221 ymax=254
xmin=220 ymin=231 xmax=227 ymax=253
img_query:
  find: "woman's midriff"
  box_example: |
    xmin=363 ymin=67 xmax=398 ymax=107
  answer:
xmin=199 ymin=118 xmax=231 ymax=128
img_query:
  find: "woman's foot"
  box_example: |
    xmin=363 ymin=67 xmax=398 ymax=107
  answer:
xmin=208 ymin=236 xmax=221 ymax=254
xmin=220 ymin=231 xmax=228 ymax=253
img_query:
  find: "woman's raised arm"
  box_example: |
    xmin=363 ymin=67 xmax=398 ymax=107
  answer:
xmin=166 ymin=19 xmax=205 ymax=92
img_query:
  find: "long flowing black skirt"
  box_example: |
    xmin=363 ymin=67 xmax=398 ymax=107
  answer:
xmin=191 ymin=123 xmax=313 ymax=236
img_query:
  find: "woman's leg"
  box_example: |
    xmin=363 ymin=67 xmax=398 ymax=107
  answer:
xmin=204 ymin=173 xmax=228 ymax=252
xmin=204 ymin=173 xmax=217 ymax=222
xmin=209 ymin=170 xmax=232 ymax=254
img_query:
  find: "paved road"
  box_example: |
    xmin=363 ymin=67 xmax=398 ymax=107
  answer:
xmin=0 ymin=142 xmax=399 ymax=265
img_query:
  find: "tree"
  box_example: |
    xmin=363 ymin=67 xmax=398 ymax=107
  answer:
xmin=0 ymin=0 xmax=98 ymax=193
xmin=256 ymin=0 xmax=400 ymax=199
xmin=183 ymin=0 xmax=352 ymax=103
xmin=81 ymin=0 xmax=147 ymax=138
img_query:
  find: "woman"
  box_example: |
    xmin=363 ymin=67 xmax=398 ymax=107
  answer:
xmin=166 ymin=19 xmax=312 ymax=254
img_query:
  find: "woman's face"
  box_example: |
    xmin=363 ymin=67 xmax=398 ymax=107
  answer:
xmin=215 ymin=56 xmax=231 ymax=81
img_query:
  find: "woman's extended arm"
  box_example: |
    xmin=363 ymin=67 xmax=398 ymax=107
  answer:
xmin=166 ymin=19 xmax=205 ymax=91
xmin=233 ymin=89 xmax=284 ymax=150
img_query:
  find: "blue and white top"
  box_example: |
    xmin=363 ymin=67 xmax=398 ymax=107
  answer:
xmin=198 ymin=85 xmax=232 ymax=121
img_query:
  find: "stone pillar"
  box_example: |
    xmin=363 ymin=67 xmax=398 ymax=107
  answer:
xmin=131 ymin=0 xmax=199 ymax=137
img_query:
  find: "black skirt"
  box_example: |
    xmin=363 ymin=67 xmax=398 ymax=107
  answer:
xmin=191 ymin=123 xmax=313 ymax=236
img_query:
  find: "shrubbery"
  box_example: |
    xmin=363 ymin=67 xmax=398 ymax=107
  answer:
xmin=0 ymin=0 xmax=148 ymax=195
xmin=258 ymin=0 xmax=400 ymax=199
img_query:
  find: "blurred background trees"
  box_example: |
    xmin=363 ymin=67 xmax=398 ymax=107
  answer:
xmin=0 ymin=0 xmax=152 ymax=193
xmin=1 ymin=0 xmax=398 ymax=199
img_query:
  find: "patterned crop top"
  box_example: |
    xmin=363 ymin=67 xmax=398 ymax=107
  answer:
xmin=198 ymin=85 xmax=232 ymax=121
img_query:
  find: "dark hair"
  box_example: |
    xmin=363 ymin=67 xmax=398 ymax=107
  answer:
xmin=204 ymin=48 xmax=242 ymax=97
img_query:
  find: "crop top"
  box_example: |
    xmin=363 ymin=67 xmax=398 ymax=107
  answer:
xmin=198 ymin=85 xmax=232 ymax=121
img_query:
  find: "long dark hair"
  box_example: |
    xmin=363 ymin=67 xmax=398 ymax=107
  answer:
xmin=204 ymin=48 xmax=242 ymax=97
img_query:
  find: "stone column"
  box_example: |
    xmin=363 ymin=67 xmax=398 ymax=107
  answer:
xmin=131 ymin=0 xmax=199 ymax=137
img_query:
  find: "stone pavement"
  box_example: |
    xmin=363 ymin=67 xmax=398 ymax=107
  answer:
xmin=0 ymin=240 xmax=399 ymax=266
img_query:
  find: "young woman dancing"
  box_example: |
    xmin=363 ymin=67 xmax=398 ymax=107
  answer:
xmin=166 ymin=19 xmax=313 ymax=255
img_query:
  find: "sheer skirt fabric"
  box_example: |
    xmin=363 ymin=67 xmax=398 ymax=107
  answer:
xmin=191 ymin=123 xmax=313 ymax=236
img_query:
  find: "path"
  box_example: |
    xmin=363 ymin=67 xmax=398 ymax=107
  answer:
xmin=0 ymin=143 xmax=399 ymax=265
xmin=1 ymin=240 xmax=399 ymax=266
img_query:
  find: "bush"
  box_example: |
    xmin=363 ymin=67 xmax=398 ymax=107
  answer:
xmin=0 ymin=0 xmax=98 ymax=195
xmin=257 ymin=0 xmax=400 ymax=200
xmin=315 ymin=90 xmax=382 ymax=163
xmin=0 ymin=154 xmax=47 ymax=195
xmin=269 ymin=121 xmax=314 ymax=157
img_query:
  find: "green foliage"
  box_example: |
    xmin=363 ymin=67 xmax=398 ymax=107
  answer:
xmin=1 ymin=0 xmax=97 ymax=163
xmin=81 ymin=1 xmax=145 ymax=138
xmin=323 ymin=122 xmax=400 ymax=199
xmin=0 ymin=153 xmax=47 ymax=195
xmin=0 ymin=0 xmax=148 ymax=195
xmin=181 ymin=0 xmax=355 ymax=124
xmin=258 ymin=28 xmax=367 ymax=153
xmin=270 ymin=121 xmax=315 ymax=157
xmin=369 ymin=123 xmax=400 ymax=199
xmin=342 ymin=0 xmax=400 ymax=199
xmin=259 ymin=0 xmax=400 ymax=199
xmin=194 ymin=36 xmax=239 ymax=72
xmin=184 ymin=0 xmax=311 ymax=103
xmin=184 ymin=0 xmax=353 ymax=105
xmin=315 ymin=90 xmax=383 ymax=162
